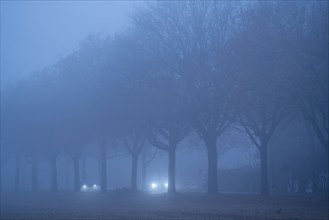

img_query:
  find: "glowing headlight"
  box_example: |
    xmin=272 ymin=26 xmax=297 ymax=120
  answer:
xmin=151 ymin=183 xmax=158 ymax=189
xmin=93 ymin=184 xmax=97 ymax=188
xmin=164 ymin=183 xmax=168 ymax=187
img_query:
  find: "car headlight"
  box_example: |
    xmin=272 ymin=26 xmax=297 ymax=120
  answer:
xmin=151 ymin=182 xmax=158 ymax=189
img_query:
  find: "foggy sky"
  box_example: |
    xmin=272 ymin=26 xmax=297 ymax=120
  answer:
xmin=0 ymin=1 xmax=143 ymax=88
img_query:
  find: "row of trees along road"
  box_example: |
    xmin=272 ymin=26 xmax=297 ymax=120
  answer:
xmin=1 ymin=1 xmax=328 ymax=195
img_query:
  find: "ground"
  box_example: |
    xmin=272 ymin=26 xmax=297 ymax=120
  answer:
xmin=1 ymin=191 xmax=328 ymax=220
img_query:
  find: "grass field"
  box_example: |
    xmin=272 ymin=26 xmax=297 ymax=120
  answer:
xmin=1 ymin=192 xmax=328 ymax=220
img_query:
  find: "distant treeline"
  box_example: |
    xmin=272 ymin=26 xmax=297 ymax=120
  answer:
xmin=1 ymin=1 xmax=328 ymax=195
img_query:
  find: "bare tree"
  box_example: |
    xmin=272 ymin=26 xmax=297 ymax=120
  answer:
xmin=140 ymin=146 xmax=157 ymax=190
xmin=43 ymin=148 xmax=60 ymax=192
xmin=132 ymin=1 xmax=240 ymax=194
xmin=123 ymin=128 xmax=146 ymax=192
xmin=148 ymin=121 xmax=189 ymax=194
xmin=97 ymin=138 xmax=120 ymax=192
xmin=236 ymin=95 xmax=286 ymax=195
xmin=283 ymin=2 xmax=328 ymax=156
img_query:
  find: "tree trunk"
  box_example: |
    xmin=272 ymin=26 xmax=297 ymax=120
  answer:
xmin=31 ymin=156 xmax=37 ymax=192
xmin=65 ymin=159 xmax=70 ymax=190
xmin=269 ymin=146 xmax=274 ymax=194
xmin=73 ymin=156 xmax=80 ymax=192
xmin=141 ymin=162 xmax=147 ymax=190
xmin=309 ymin=134 xmax=318 ymax=194
xmin=167 ymin=147 xmax=176 ymax=194
xmin=305 ymin=123 xmax=319 ymax=194
xmin=50 ymin=156 xmax=58 ymax=192
xmin=131 ymin=154 xmax=138 ymax=192
xmin=14 ymin=154 xmax=20 ymax=192
xmin=82 ymin=157 xmax=86 ymax=183
xmin=260 ymin=145 xmax=269 ymax=195
xmin=100 ymin=144 xmax=107 ymax=192
xmin=141 ymin=149 xmax=157 ymax=191
xmin=205 ymin=137 xmax=218 ymax=194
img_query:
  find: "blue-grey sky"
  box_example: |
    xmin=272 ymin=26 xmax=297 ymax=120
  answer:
xmin=1 ymin=1 xmax=142 ymax=88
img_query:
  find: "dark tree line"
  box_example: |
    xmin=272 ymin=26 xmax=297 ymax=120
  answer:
xmin=1 ymin=1 xmax=328 ymax=196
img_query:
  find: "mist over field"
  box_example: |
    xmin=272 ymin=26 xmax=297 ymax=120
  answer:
xmin=1 ymin=1 xmax=328 ymax=220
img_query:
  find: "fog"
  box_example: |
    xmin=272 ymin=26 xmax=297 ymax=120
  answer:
xmin=1 ymin=1 xmax=328 ymax=220
xmin=1 ymin=1 xmax=140 ymax=87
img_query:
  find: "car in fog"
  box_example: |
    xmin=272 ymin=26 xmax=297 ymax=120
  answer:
xmin=81 ymin=184 xmax=100 ymax=192
xmin=148 ymin=180 xmax=168 ymax=193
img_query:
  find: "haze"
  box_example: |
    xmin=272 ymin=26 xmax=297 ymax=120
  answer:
xmin=1 ymin=1 xmax=140 ymax=87
xmin=1 ymin=1 xmax=328 ymax=220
